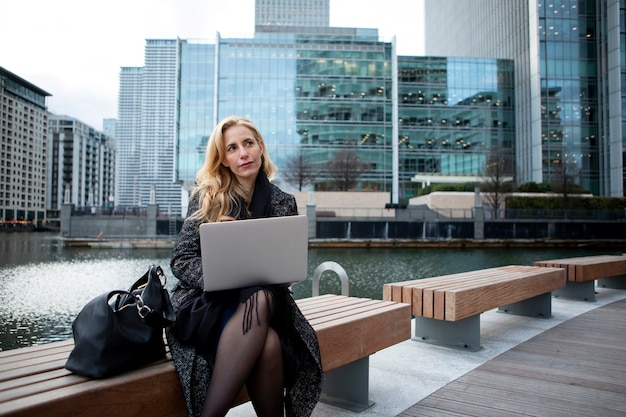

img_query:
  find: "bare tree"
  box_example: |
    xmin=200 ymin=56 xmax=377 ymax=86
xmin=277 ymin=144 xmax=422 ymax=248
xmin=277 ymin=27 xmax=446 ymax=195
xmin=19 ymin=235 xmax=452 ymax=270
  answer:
xmin=480 ymin=146 xmax=515 ymax=218
xmin=551 ymin=151 xmax=583 ymax=218
xmin=326 ymin=148 xmax=369 ymax=191
xmin=283 ymin=148 xmax=317 ymax=191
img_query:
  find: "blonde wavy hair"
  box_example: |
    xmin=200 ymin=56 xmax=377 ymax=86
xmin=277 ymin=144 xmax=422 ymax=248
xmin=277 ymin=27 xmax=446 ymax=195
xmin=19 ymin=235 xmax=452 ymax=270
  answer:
xmin=189 ymin=115 xmax=277 ymax=222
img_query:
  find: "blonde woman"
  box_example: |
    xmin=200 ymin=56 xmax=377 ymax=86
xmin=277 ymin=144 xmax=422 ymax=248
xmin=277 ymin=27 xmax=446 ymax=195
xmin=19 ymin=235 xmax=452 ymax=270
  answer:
xmin=167 ymin=116 xmax=322 ymax=417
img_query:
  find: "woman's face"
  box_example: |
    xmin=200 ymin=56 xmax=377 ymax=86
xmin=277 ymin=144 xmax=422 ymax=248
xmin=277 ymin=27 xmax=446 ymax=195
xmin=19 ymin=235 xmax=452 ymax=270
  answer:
xmin=222 ymin=124 xmax=263 ymax=189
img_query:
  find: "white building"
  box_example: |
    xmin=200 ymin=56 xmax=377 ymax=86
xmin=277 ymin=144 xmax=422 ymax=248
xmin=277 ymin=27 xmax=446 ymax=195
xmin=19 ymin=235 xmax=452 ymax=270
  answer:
xmin=115 ymin=40 xmax=181 ymax=213
xmin=47 ymin=116 xmax=115 ymax=211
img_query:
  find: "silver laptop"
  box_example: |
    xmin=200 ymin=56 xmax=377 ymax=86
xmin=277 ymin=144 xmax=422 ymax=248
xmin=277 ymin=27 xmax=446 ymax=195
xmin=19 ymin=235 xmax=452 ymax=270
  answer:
xmin=199 ymin=215 xmax=308 ymax=292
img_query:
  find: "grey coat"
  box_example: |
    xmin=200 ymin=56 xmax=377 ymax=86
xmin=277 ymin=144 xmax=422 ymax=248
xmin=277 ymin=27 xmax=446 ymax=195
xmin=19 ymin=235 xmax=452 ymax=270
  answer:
xmin=166 ymin=184 xmax=322 ymax=417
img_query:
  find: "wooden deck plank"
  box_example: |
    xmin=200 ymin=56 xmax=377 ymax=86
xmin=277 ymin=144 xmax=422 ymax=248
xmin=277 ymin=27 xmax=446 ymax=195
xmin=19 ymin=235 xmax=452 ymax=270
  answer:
xmin=396 ymin=298 xmax=626 ymax=417
xmin=424 ymin=379 xmax=603 ymax=417
xmin=463 ymin=370 xmax=626 ymax=406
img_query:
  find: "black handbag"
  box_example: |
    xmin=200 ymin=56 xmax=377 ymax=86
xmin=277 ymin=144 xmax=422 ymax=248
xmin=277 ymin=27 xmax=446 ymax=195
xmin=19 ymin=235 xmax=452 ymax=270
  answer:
xmin=65 ymin=265 xmax=176 ymax=378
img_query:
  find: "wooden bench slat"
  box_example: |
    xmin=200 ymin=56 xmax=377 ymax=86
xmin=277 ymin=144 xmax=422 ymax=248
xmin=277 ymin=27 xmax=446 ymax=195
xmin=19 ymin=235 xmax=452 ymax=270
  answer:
xmin=424 ymin=269 xmax=510 ymax=318
xmin=385 ymin=267 xmax=514 ymax=313
xmin=383 ymin=268 xmax=501 ymax=305
xmin=306 ymin=300 xmax=390 ymax=328
xmin=0 ymin=340 xmax=74 ymax=363
xmin=0 ymin=368 xmax=73 ymax=397
xmin=0 ymin=370 xmax=85 ymax=403
xmin=436 ymin=266 xmax=564 ymax=320
xmin=0 ymin=352 xmax=71 ymax=375
xmin=298 ymin=297 xmax=373 ymax=317
xmin=294 ymin=293 xmax=337 ymax=305
xmin=445 ymin=268 xmax=565 ymax=321
xmin=313 ymin=303 xmax=410 ymax=372
xmin=0 ymin=359 xmax=71 ymax=384
xmin=1 ymin=360 xmax=186 ymax=417
xmin=295 ymin=294 xmax=344 ymax=309
xmin=534 ymin=255 xmax=626 ymax=282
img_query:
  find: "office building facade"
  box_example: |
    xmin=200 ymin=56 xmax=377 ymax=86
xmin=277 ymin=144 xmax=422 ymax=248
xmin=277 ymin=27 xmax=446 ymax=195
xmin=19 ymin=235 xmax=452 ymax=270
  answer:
xmin=424 ymin=0 xmax=625 ymax=197
xmin=399 ymin=57 xmax=515 ymax=187
xmin=255 ymin=0 xmax=329 ymax=27
xmin=118 ymin=30 xmax=516 ymax=214
xmin=0 ymin=67 xmax=50 ymax=224
xmin=47 ymin=116 xmax=115 ymax=211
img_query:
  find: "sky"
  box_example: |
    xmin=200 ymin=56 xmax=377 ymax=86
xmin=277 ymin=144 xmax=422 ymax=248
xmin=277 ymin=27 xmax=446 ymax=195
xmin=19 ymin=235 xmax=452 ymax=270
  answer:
xmin=1 ymin=0 xmax=424 ymax=130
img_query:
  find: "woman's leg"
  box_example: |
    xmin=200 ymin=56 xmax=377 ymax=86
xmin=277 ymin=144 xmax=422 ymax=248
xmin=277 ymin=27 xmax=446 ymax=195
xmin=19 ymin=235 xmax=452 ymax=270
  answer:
xmin=200 ymin=292 xmax=284 ymax=417
xmin=247 ymin=327 xmax=284 ymax=416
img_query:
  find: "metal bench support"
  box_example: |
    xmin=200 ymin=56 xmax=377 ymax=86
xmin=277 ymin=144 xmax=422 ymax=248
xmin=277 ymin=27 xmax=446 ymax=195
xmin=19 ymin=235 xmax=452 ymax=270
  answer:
xmin=320 ymin=357 xmax=374 ymax=412
xmin=498 ymin=292 xmax=552 ymax=318
xmin=597 ymin=275 xmax=626 ymax=290
xmin=553 ymin=280 xmax=596 ymax=302
xmin=413 ymin=315 xmax=481 ymax=352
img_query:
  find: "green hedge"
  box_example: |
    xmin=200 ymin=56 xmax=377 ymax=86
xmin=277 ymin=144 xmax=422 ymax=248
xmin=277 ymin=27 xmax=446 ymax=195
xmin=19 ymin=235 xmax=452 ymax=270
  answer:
xmin=506 ymin=196 xmax=626 ymax=210
xmin=420 ymin=182 xmax=479 ymax=195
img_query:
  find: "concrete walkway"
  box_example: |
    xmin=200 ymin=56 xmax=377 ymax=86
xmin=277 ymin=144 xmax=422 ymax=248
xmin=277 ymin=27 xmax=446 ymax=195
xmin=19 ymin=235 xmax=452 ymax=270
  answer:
xmin=226 ymin=287 xmax=626 ymax=417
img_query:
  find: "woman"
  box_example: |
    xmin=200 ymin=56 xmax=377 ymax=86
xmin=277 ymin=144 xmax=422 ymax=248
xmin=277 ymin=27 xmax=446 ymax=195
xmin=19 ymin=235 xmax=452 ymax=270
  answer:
xmin=167 ymin=116 xmax=322 ymax=417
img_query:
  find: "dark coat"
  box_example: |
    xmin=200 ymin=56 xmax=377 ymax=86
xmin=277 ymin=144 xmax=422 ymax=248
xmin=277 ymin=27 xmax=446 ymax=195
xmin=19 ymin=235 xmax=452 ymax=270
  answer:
xmin=166 ymin=184 xmax=322 ymax=417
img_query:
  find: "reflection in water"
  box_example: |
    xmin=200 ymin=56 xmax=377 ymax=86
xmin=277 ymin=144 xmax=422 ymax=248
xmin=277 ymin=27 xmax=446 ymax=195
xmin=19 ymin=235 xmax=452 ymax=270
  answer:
xmin=0 ymin=233 xmax=174 ymax=351
xmin=0 ymin=232 xmax=621 ymax=351
xmin=296 ymin=246 xmax=617 ymax=301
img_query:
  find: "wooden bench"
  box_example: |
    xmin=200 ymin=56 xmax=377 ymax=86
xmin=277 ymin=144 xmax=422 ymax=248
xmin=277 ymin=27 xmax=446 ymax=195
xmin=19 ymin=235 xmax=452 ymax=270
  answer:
xmin=0 ymin=294 xmax=410 ymax=416
xmin=534 ymin=254 xmax=626 ymax=301
xmin=383 ymin=265 xmax=566 ymax=351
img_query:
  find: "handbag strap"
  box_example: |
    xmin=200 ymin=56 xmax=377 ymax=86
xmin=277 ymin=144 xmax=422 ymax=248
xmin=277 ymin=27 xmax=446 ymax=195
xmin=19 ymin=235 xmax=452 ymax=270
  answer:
xmin=129 ymin=265 xmax=167 ymax=292
xmin=110 ymin=290 xmax=154 ymax=319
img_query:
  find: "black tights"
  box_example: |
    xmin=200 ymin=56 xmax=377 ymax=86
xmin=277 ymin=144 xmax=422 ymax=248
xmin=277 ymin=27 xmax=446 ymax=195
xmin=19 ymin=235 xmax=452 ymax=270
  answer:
xmin=201 ymin=291 xmax=284 ymax=417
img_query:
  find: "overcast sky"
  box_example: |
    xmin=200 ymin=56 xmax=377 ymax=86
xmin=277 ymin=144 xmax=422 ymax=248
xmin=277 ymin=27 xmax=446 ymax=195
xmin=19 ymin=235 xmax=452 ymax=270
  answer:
xmin=1 ymin=0 xmax=424 ymax=129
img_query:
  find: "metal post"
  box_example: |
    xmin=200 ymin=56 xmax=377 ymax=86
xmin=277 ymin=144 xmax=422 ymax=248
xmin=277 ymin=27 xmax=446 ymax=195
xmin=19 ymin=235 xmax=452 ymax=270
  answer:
xmin=312 ymin=261 xmax=349 ymax=296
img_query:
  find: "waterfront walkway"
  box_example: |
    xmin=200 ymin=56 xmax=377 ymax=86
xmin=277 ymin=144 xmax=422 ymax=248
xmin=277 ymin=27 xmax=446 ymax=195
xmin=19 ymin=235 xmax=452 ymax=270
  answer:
xmin=226 ymin=287 xmax=626 ymax=417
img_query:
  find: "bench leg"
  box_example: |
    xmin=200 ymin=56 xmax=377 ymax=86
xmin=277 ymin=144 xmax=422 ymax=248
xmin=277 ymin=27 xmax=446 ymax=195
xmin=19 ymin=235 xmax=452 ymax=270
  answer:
xmin=553 ymin=280 xmax=596 ymax=302
xmin=413 ymin=315 xmax=481 ymax=351
xmin=597 ymin=275 xmax=626 ymax=290
xmin=320 ymin=357 xmax=374 ymax=412
xmin=498 ymin=292 xmax=552 ymax=318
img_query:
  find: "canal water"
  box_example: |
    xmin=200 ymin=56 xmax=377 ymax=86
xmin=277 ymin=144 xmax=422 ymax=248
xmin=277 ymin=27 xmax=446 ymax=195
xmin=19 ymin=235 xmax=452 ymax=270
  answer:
xmin=0 ymin=232 xmax=622 ymax=352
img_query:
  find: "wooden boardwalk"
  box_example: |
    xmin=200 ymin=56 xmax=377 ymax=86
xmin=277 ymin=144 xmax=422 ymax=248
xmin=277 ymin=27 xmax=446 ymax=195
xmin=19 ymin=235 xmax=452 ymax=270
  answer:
xmin=397 ymin=298 xmax=626 ymax=417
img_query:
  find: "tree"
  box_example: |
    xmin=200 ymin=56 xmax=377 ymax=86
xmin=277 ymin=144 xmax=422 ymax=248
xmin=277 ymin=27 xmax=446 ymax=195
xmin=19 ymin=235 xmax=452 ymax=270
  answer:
xmin=551 ymin=151 xmax=584 ymax=218
xmin=480 ymin=146 xmax=515 ymax=218
xmin=326 ymin=148 xmax=369 ymax=191
xmin=282 ymin=147 xmax=317 ymax=191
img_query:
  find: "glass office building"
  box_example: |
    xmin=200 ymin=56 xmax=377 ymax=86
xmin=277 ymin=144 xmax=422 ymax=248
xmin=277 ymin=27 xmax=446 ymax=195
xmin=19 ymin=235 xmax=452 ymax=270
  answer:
xmin=424 ymin=0 xmax=625 ymax=197
xmin=118 ymin=28 xmax=516 ymax=213
xmin=177 ymin=27 xmax=394 ymax=193
xmin=398 ymin=57 xmax=515 ymax=190
xmin=255 ymin=0 xmax=329 ymax=27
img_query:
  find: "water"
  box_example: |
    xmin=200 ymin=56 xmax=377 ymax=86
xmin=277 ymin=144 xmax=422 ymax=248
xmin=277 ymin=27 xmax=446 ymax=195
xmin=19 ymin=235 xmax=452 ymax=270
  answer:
xmin=1 ymin=232 xmax=623 ymax=352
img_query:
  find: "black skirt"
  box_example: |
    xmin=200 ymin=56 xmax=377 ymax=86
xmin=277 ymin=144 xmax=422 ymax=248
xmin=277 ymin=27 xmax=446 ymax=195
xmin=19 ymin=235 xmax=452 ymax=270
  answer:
xmin=172 ymin=285 xmax=305 ymax=389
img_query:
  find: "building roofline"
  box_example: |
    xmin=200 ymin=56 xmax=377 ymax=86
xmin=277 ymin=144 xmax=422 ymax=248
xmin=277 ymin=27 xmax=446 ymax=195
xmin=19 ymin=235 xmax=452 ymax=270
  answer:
xmin=0 ymin=66 xmax=52 ymax=97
